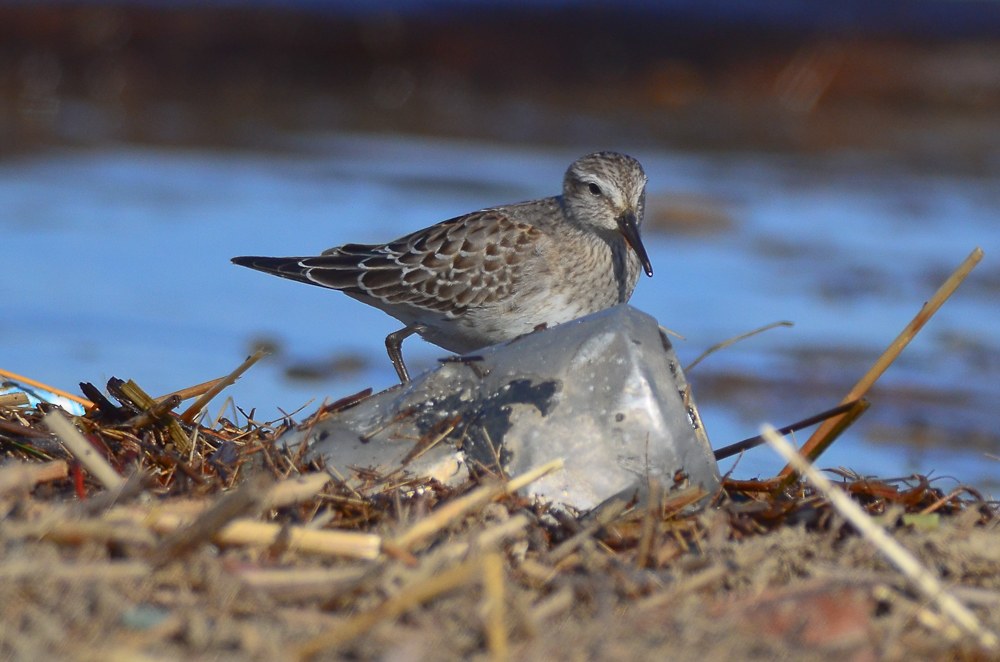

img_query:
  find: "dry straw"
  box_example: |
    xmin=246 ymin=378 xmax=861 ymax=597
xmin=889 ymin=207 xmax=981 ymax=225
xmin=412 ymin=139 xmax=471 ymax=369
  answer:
xmin=763 ymin=423 xmax=998 ymax=650
xmin=44 ymin=410 xmax=124 ymax=491
xmin=779 ymin=246 xmax=984 ymax=476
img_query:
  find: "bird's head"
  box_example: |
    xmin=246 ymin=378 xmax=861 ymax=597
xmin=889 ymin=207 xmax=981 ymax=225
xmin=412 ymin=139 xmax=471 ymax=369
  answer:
xmin=563 ymin=151 xmax=652 ymax=277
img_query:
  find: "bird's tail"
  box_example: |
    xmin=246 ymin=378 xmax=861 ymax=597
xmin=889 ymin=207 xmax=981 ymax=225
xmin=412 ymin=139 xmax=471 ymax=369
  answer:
xmin=230 ymin=255 xmax=317 ymax=286
xmin=231 ymin=249 xmax=381 ymax=291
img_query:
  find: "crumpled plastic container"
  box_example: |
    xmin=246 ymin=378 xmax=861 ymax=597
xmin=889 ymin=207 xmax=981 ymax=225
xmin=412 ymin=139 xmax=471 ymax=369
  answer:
xmin=283 ymin=304 xmax=721 ymax=514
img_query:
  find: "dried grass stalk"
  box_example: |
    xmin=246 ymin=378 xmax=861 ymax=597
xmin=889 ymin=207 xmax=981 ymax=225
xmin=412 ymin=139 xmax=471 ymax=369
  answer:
xmin=44 ymin=411 xmax=123 ymax=490
xmin=483 ymin=552 xmax=509 ymax=662
xmin=393 ymin=458 xmax=563 ymax=551
xmin=780 ymin=246 xmax=984 ymax=475
xmin=213 ymin=520 xmax=381 ymax=559
xmin=118 ymin=380 xmax=191 ymax=453
xmin=763 ymin=423 xmax=999 ymax=650
xmin=0 ymin=392 xmax=30 ymax=407
xmin=263 ymin=472 xmax=332 ymax=510
xmin=179 ymin=350 xmax=266 ymax=423
xmin=154 ymin=377 xmax=226 ymax=404
xmin=143 ymin=511 xmax=382 ymax=560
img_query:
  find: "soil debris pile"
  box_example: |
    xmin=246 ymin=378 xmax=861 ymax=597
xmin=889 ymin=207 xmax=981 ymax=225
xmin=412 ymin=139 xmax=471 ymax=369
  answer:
xmin=0 ymin=376 xmax=998 ymax=662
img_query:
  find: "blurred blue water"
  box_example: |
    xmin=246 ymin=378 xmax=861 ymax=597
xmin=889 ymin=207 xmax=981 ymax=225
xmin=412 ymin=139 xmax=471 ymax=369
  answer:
xmin=1 ymin=134 xmax=998 ymax=491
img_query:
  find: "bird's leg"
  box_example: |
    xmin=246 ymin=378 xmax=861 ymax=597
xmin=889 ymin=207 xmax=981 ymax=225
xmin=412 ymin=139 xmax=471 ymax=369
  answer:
xmin=385 ymin=325 xmax=422 ymax=383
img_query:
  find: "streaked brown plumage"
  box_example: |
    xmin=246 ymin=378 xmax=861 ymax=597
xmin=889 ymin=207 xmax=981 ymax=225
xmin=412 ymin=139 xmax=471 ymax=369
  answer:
xmin=233 ymin=152 xmax=652 ymax=382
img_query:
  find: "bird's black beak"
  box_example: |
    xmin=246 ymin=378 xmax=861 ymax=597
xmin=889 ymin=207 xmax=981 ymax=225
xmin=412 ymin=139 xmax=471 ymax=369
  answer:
xmin=617 ymin=210 xmax=653 ymax=277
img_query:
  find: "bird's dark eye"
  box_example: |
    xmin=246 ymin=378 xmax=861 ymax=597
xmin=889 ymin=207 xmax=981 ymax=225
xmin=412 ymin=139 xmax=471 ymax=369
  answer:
xmin=588 ymin=183 xmax=602 ymax=196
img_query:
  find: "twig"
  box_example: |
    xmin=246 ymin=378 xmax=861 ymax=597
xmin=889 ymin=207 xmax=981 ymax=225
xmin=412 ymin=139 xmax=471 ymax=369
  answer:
xmin=661 ymin=485 xmax=709 ymax=515
xmin=400 ymin=416 xmax=460 ymax=465
xmin=659 ymin=325 xmax=686 ymax=341
xmin=920 ymin=488 xmax=976 ymax=516
xmin=714 ymin=399 xmax=863 ymax=460
xmin=119 ymin=380 xmax=191 ymax=453
xmin=684 ymin=321 xmax=793 ymax=372
xmin=773 ymin=398 xmax=870 ymax=491
xmin=0 ymin=418 xmax=53 ymax=439
xmin=134 ymin=434 xmax=206 ymax=486
xmin=180 ymin=350 xmax=267 ymax=424
xmin=762 ymin=423 xmax=998 ymax=650
xmin=115 ymin=395 xmax=182 ymax=430
xmin=779 ymin=246 xmax=984 ymax=476
xmin=44 ymin=411 xmax=123 ymax=491
xmin=154 ymin=377 xmax=226 ymax=404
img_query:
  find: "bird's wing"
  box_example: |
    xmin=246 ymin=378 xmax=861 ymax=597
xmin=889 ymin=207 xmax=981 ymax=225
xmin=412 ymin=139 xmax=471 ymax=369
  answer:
xmin=232 ymin=210 xmax=544 ymax=317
